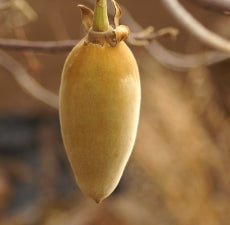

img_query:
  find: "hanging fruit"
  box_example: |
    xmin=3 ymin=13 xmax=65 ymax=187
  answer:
xmin=59 ymin=0 xmax=141 ymax=203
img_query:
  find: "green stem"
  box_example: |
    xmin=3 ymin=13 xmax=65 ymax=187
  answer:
xmin=93 ymin=0 xmax=109 ymax=32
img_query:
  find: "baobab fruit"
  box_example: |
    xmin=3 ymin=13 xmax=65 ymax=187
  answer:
xmin=59 ymin=0 xmax=141 ymax=203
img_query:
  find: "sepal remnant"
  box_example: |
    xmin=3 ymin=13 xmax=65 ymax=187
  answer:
xmin=78 ymin=0 xmax=130 ymax=47
xmin=78 ymin=4 xmax=94 ymax=31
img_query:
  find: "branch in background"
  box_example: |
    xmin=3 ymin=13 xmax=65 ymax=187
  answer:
xmin=163 ymin=0 xmax=230 ymax=54
xmin=146 ymin=43 xmax=230 ymax=71
xmin=188 ymin=0 xmax=230 ymax=14
xmin=128 ymin=26 xmax=178 ymax=46
xmin=0 ymin=27 xmax=178 ymax=53
xmin=0 ymin=39 xmax=78 ymax=53
xmin=0 ymin=50 xmax=59 ymax=109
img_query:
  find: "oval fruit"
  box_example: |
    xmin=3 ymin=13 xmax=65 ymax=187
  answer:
xmin=59 ymin=39 xmax=140 ymax=203
xmin=59 ymin=0 xmax=141 ymax=203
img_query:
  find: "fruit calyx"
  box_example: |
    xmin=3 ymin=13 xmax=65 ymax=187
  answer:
xmin=78 ymin=0 xmax=130 ymax=47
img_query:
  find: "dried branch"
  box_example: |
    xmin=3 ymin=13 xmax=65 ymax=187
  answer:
xmin=146 ymin=43 xmax=230 ymax=71
xmin=0 ymin=50 xmax=59 ymax=109
xmin=163 ymin=0 xmax=230 ymax=54
xmin=128 ymin=26 xmax=178 ymax=46
xmin=0 ymin=27 xmax=177 ymax=52
xmin=187 ymin=0 xmax=230 ymax=13
xmin=0 ymin=39 xmax=78 ymax=53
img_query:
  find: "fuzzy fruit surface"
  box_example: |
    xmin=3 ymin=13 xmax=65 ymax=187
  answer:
xmin=59 ymin=38 xmax=141 ymax=203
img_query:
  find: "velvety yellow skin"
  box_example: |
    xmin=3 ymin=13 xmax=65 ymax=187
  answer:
xmin=59 ymin=38 xmax=141 ymax=203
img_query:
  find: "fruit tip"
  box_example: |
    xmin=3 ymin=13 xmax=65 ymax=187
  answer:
xmin=94 ymin=198 xmax=103 ymax=204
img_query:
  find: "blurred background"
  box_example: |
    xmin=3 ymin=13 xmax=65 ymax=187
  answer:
xmin=0 ymin=0 xmax=230 ymax=224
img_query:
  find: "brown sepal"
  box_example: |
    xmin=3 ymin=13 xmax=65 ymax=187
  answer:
xmin=78 ymin=4 xmax=94 ymax=31
xmin=114 ymin=25 xmax=130 ymax=43
xmin=111 ymin=0 xmax=122 ymax=27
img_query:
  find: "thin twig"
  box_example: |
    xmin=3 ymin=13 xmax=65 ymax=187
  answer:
xmin=143 ymin=27 xmax=179 ymax=41
xmin=0 ymin=50 xmax=59 ymax=109
xmin=163 ymin=0 xmax=230 ymax=54
xmin=129 ymin=27 xmax=179 ymax=46
xmin=0 ymin=39 xmax=78 ymax=52
xmin=146 ymin=43 xmax=230 ymax=71
xmin=0 ymin=26 xmax=178 ymax=52
xmin=187 ymin=0 xmax=230 ymax=13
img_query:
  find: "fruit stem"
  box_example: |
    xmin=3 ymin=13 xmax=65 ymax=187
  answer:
xmin=93 ymin=0 xmax=109 ymax=32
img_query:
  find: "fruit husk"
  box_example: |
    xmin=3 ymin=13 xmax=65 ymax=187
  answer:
xmin=59 ymin=0 xmax=141 ymax=203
